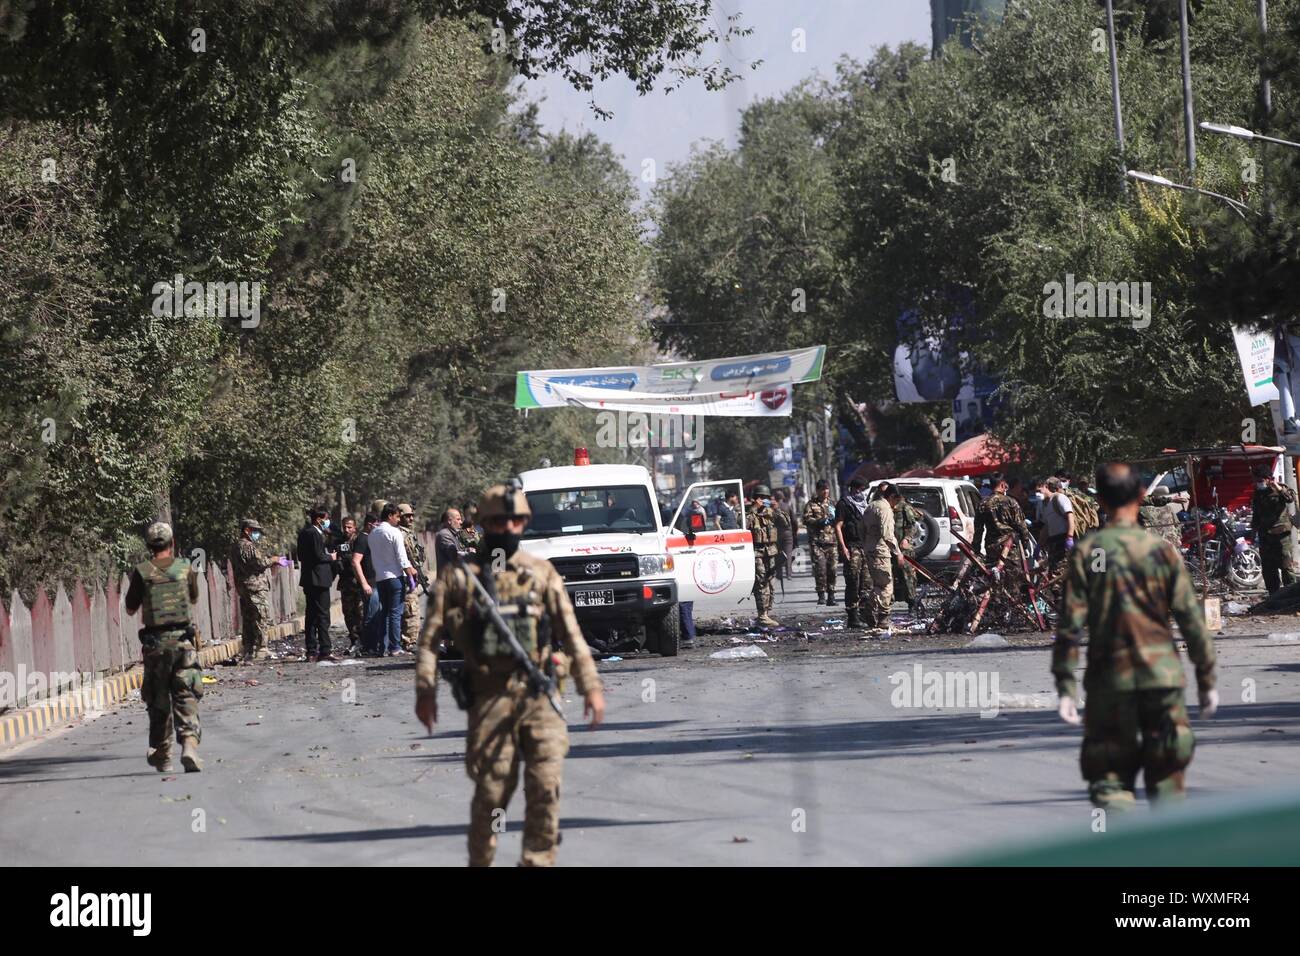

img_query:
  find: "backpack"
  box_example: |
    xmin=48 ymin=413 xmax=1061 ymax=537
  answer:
xmin=1053 ymin=489 xmax=1099 ymax=536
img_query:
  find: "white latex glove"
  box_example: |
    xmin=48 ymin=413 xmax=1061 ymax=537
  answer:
xmin=1199 ymin=688 xmax=1219 ymax=719
xmin=1058 ymin=695 xmax=1081 ymax=725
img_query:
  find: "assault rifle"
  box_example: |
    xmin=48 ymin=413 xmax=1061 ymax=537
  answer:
xmin=453 ymin=554 xmax=564 ymax=718
xmin=413 ymin=564 xmax=431 ymax=596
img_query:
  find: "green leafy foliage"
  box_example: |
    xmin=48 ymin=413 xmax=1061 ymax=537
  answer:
xmin=0 ymin=2 xmax=728 ymax=593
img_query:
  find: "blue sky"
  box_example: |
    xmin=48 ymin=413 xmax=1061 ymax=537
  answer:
xmin=521 ymin=0 xmax=932 ymax=205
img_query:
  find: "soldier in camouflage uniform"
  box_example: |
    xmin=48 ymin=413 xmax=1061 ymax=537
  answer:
xmin=124 ymin=522 xmax=205 ymax=773
xmin=972 ymin=473 xmax=1033 ymax=597
xmin=861 ymin=484 xmax=903 ymax=633
xmin=398 ymin=503 xmax=426 ymax=650
xmin=1138 ymin=491 xmax=1187 ymax=549
xmin=835 ymin=478 xmax=872 ymax=629
xmin=771 ymin=494 xmax=793 ymax=591
xmin=459 ymin=504 xmax=482 ymax=553
xmin=1053 ymin=463 xmax=1218 ymax=809
xmin=802 ymin=479 xmax=838 ymax=605
xmin=1251 ymin=467 xmax=1296 ymax=593
xmin=230 ymin=517 xmax=275 ymax=662
xmin=891 ymin=494 xmax=924 ymax=614
xmin=335 ymin=516 xmax=365 ymax=651
xmin=746 ymin=485 xmax=780 ymax=628
xmin=415 ymin=484 xmax=605 ymax=867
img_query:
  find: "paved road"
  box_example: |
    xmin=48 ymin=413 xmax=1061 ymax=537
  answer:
xmin=3 ymin=570 xmax=1299 ymax=865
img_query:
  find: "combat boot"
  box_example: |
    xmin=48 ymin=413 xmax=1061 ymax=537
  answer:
xmin=826 ymin=593 xmax=837 ymax=607
xmin=147 ymin=746 xmax=173 ymax=773
xmin=816 ymin=591 xmax=825 ymax=605
xmin=180 ymin=737 xmax=203 ymax=773
xmin=845 ymin=609 xmax=861 ymax=628
xmin=756 ymin=613 xmax=780 ymax=628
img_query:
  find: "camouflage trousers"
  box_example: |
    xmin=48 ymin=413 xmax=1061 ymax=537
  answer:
xmin=892 ymin=553 xmax=917 ymax=607
xmin=1260 ymin=533 xmax=1296 ymax=594
xmin=401 ymin=584 xmax=421 ymax=647
xmin=141 ymin=635 xmax=203 ymax=752
xmin=465 ymin=686 xmax=568 ymax=867
xmin=752 ymin=549 xmax=778 ymax=615
xmin=862 ymin=552 xmax=893 ymax=627
xmin=1081 ymin=687 xmax=1194 ymax=809
xmin=809 ymin=541 xmax=837 ymax=597
xmin=986 ymin=537 xmax=1028 ymax=602
xmin=238 ymin=586 xmax=272 ymax=659
xmin=339 ymin=582 xmax=364 ymax=645
xmin=842 ymin=546 xmax=870 ymax=612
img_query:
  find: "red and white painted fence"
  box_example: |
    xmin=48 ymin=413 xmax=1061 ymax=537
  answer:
xmin=0 ymin=561 xmax=301 ymax=712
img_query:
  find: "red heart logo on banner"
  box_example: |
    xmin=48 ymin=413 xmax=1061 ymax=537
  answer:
xmin=760 ymin=388 xmax=788 ymax=410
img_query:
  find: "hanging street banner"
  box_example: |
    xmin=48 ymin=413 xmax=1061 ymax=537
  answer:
xmin=514 ymin=346 xmax=825 ymax=417
xmin=548 ymin=380 xmax=795 ymax=416
xmin=1232 ymin=324 xmax=1279 ymax=407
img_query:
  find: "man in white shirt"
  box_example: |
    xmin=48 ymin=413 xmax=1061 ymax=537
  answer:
xmin=370 ymin=502 xmax=418 ymax=655
xmin=1043 ymin=478 xmax=1076 ymax=571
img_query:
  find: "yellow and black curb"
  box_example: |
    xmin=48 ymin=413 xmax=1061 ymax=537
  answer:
xmin=0 ymin=618 xmax=302 ymax=751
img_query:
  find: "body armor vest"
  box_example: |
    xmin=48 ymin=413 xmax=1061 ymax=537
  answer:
xmin=470 ymin=565 xmax=551 ymax=661
xmin=136 ymin=558 xmax=192 ymax=629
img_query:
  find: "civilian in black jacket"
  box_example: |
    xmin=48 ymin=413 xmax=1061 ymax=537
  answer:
xmin=297 ymin=507 xmax=338 ymax=661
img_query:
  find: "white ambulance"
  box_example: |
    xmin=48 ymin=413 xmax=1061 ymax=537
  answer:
xmin=517 ymin=457 xmax=755 ymax=656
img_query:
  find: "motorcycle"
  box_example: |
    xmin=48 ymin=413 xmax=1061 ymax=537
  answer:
xmin=1180 ymin=507 xmax=1263 ymax=591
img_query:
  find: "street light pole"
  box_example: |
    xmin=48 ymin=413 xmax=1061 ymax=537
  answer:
xmin=1105 ymin=0 xmax=1126 ymax=191
xmin=1259 ymin=0 xmax=1272 ymax=125
xmin=1198 ymin=121 xmax=1300 ymax=151
xmin=1124 ymin=169 xmax=1250 ymax=220
xmin=1255 ymin=0 xmax=1300 ymax=576
xmin=1178 ymin=0 xmax=1197 ymax=174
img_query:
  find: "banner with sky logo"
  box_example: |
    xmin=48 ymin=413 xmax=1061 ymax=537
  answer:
xmin=514 ymin=346 xmax=825 ymax=416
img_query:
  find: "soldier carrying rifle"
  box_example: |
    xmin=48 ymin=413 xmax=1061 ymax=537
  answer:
xmin=414 ymin=482 xmax=605 ymax=867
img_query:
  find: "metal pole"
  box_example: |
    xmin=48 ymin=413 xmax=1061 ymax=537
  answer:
xmin=1179 ymin=0 xmax=1197 ymax=174
xmin=1105 ymin=0 xmax=1127 ymax=192
xmin=1189 ymin=454 xmax=1208 ymax=599
xmin=1257 ymin=0 xmax=1299 ymax=569
xmin=1258 ymin=0 xmax=1271 ymax=122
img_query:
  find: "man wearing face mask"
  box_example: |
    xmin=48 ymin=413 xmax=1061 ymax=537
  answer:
xmin=1251 ymin=465 xmax=1297 ymax=593
xmin=746 ymin=485 xmax=781 ymax=628
xmin=231 ymin=518 xmax=276 ymax=662
xmin=414 ymin=483 xmax=605 ymax=866
xmin=835 ymin=478 xmax=871 ymax=629
xmin=297 ymin=506 xmax=339 ymax=662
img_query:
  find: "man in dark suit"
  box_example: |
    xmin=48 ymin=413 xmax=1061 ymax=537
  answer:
xmin=297 ymin=506 xmax=338 ymax=662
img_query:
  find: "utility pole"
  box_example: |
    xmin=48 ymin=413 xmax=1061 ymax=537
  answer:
xmin=1105 ymin=0 xmax=1126 ymax=191
xmin=1255 ymin=0 xmax=1299 ymax=565
xmin=1178 ymin=0 xmax=1197 ymax=174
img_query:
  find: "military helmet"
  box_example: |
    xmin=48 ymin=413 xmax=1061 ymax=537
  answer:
xmin=753 ymin=484 xmax=772 ymax=498
xmin=145 ymin=521 xmax=174 ymax=547
xmin=477 ymin=483 xmax=531 ymax=519
xmin=369 ymin=499 xmax=389 ymax=516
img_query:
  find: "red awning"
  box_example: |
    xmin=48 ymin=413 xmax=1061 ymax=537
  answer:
xmin=932 ymin=434 xmax=1017 ymax=478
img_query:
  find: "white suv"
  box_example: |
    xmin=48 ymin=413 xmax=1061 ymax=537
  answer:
xmin=866 ymin=477 xmax=982 ymax=576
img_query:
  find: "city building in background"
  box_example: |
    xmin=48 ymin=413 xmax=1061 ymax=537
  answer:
xmin=932 ymin=0 xmax=1007 ymax=54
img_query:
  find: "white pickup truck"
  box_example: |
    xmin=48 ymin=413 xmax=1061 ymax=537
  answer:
xmin=517 ymin=462 xmax=755 ymax=656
